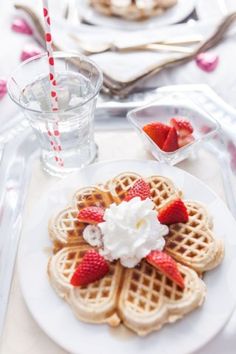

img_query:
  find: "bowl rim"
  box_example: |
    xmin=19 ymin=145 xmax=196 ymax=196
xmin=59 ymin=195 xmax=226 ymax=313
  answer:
xmin=127 ymin=97 xmax=220 ymax=156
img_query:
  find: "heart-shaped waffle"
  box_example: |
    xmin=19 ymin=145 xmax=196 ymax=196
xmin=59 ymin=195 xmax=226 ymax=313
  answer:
xmin=89 ymin=0 xmax=177 ymax=20
xmin=48 ymin=245 xmax=122 ymax=326
xmin=49 ymin=207 xmax=87 ymax=253
xmin=118 ymin=260 xmax=206 ymax=335
xmin=147 ymin=175 xmax=181 ymax=210
xmin=164 ymin=201 xmax=224 ymax=272
xmin=47 ymin=172 xmax=224 ymax=335
xmin=48 ymin=246 xmax=205 ymax=334
xmin=72 ymin=186 xmax=113 ymax=210
xmin=108 ymin=172 xmax=142 ymax=203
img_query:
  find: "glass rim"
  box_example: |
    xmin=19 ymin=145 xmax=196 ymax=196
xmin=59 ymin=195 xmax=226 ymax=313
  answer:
xmin=7 ymin=51 xmax=103 ymax=115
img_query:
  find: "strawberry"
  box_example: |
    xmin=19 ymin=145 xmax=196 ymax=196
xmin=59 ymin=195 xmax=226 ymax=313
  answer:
xmin=146 ymin=250 xmax=184 ymax=289
xmin=70 ymin=250 xmax=109 ymax=286
xmin=143 ymin=122 xmax=170 ymax=149
xmin=162 ymin=127 xmax=179 ymax=152
xmin=158 ymin=199 xmax=188 ymax=225
xmin=178 ymin=134 xmax=195 ymax=148
xmin=170 ymin=117 xmax=194 ymax=138
xmin=77 ymin=206 xmax=105 ymax=224
xmin=124 ymin=178 xmax=151 ymax=201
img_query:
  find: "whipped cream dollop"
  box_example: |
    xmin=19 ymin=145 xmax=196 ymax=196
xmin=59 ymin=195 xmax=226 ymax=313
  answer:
xmin=97 ymin=197 xmax=169 ymax=268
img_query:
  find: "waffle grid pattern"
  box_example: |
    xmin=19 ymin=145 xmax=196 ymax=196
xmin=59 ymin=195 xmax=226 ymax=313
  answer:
xmin=147 ymin=176 xmax=180 ymax=210
xmin=49 ymin=207 xmax=87 ymax=251
xmin=54 ymin=246 xmax=117 ymax=300
xmin=75 ymin=264 xmax=118 ymax=305
xmin=123 ymin=262 xmax=186 ymax=314
xmin=164 ymin=202 xmax=221 ymax=271
xmin=58 ymin=247 xmax=88 ymax=282
xmin=72 ymin=187 xmax=113 ymax=210
xmin=109 ymin=172 xmax=141 ymax=203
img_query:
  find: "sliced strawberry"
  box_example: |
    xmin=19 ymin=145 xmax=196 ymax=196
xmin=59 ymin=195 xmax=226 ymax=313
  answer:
xmin=162 ymin=127 xmax=179 ymax=152
xmin=77 ymin=206 xmax=105 ymax=224
xmin=170 ymin=117 xmax=194 ymax=138
xmin=124 ymin=178 xmax=151 ymax=201
xmin=146 ymin=250 xmax=184 ymax=289
xmin=70 ymin=250 xmax=109 ymax=286
xmin=158 ymin=199 xmax=188 ymax=225
xmin=178 ymin=134 xmax=195 ymax=148
xmin=143 ymin=122 xmax=170 ymax=149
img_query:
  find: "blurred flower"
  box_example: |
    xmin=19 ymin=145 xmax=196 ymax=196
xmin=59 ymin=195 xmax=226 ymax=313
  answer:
xmin=0 ymin=78 xmax=7 ymax=100
xmin=227 ymin=141 xmax=236 ymax=172
xmin=11 ymin=18 xmax=33 ymax=35
xmin=20 ymin=44 xmax=43 ymax=61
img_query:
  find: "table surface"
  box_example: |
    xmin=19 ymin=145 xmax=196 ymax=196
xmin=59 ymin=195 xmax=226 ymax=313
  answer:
xmin=1 ymin=1 xmax=236 ymax=353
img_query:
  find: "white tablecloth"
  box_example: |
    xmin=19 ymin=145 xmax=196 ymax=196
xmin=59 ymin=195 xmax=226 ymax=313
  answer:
xmin=1 ymin=1 xmax=236 ymax=353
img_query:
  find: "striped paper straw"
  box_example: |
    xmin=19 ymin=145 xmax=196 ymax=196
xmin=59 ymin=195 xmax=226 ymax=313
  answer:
xmin=42 ymin=0 xmax=64 ymax=167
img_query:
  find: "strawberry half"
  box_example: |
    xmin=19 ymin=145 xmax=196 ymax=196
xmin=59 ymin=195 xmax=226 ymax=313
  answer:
xmin=143 ymin=122 xmax=170 ymax=149
xmin=124 ymin=178 xmax=151 ymax=201
xmin=178 ymin=134 xmax=195 ymax=148
xmin=77 ymin=206 xmax=105 ymax=224
xmin=70 ymin=250 xmax=109 ymax=286
xmin=170 ymin=117 xmax=194 ymax=138
xmin=162 ymin=127 xmax=179 ymax=152
xmin=158 ymin=199 xmax=188 ymax=225
xmin=146 ymin=250 xmax=184 ymax=289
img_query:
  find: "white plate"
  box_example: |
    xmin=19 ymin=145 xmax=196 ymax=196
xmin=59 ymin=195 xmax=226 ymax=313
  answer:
xmin=18 ymin=160 xmax=236 ymax=354
xmin=78 ymin=0 xmax=196 ymax=31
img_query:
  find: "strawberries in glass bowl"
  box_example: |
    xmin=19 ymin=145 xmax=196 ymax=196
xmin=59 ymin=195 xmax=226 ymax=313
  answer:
xmin=143 ymin=117 xmax=195 ymax=153
xmin=127 ymin=96 xmax=219 ymax=165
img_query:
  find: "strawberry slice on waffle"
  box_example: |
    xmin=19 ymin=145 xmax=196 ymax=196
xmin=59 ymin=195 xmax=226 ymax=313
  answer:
xmin=70 ymin=250 xmax=109 ymax=286
xmin=77 ymin=206 xmax=105 ymax=224
xmin=146 ymin=250 xmax=185 ymax=288
xmin=158 ymin=199 xmax=189 ymax=225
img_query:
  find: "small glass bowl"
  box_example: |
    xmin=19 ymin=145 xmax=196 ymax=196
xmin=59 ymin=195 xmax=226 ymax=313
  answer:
xmin=127 ymin=93 xmax=220 ymax=165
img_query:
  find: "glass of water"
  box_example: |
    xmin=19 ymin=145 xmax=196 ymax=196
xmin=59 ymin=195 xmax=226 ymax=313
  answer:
xmin=7 ymin=51 xmax=103 ymax=177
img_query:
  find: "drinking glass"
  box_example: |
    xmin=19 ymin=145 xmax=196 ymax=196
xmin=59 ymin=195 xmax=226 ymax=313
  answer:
xmin=8 ymin=51 xmax=103 ymax=177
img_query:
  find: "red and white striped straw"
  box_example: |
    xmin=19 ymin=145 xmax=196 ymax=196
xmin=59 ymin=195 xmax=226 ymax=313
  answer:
xmin=42 ymin=0 xmax=64 ymax=167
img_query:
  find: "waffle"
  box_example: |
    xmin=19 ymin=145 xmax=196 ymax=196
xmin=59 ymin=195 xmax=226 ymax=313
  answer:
xmin=147 ymin=175 xmax=181 ymax=210
xmin=49 ymin=187 xmax=113 ymax=252
xmin=108 ymin=172 xmax=180 ymax=206
xmin=47 ymin=171 xmax=224 ymax=335
xmin=89 ymin=0 xmax=177 ymax=20
xmin=72 ymin=186 xmax=113 ymax=210
xmin=49 ymin=207 xmax=87 ymax=253
xmin=49 ymin=172 xmax=181 ymax=251
xmin=118 ymin=260 xmax=206 ymax=335
xmin=108 ymin=172 xmax=142 ymax=203
xmin=48 ymin=245 xmax=123 ymax=326
xmin=48 ymin=246 xmax=205 ymax=332
xmin=164 ymin=201 xmax=225 ymax=273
